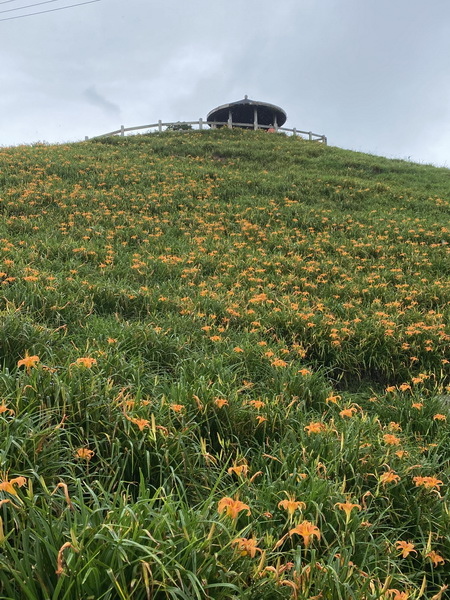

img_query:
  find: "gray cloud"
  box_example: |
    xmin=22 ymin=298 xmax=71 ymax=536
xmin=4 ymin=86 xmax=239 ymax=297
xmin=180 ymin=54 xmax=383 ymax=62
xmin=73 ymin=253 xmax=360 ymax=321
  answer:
xmin=0 ymin=0 xmax=449 ymax=165
xmin=84 ymin=85 xmax=121 ymax=116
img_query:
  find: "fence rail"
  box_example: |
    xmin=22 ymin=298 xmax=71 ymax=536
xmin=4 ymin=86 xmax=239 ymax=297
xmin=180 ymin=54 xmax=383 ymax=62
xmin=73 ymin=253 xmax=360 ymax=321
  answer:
xmin=86 ymin=119 xmax=327 ymax=144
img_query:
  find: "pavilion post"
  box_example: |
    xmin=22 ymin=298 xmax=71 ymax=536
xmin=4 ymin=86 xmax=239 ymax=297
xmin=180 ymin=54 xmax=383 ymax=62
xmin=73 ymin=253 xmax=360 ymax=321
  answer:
xmin=120 ymin=125 xmax=125 ymax=137
xmin=274 ymin=116 xmax=278 ymax=132
xmin=254 ymin=107 xmax=258 ymax=130
xmin=199 ymin=117 xmax=203 ymax=130
xmin=158 ymin=120 xmax=163 ymax=132
xmin=228 ymin=110 xmax=233 ymax=129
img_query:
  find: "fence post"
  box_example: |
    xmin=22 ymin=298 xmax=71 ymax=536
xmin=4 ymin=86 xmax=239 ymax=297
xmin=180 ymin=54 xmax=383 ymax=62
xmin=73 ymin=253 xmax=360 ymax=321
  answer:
xmin=158 ymin=120 xmax=162 ymax=132
xmin=199 ymin=118 xmax=203 ymax=130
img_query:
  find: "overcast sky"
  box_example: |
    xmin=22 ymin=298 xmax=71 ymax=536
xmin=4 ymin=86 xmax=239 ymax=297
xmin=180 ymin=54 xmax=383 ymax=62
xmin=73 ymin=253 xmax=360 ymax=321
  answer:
xmin=1 ymin=0 xmax=450 ymax=166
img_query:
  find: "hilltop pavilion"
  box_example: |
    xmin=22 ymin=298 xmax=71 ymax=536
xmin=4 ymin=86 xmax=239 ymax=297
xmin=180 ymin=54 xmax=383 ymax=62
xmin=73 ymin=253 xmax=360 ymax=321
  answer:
xmin=207 ymin=96 xmax=287 ymax=130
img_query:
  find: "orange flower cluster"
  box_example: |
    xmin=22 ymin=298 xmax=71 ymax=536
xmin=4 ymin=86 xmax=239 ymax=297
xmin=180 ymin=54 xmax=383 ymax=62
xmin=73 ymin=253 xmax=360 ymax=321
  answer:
xmin=413 ymin=476 xmax=443 ymax=491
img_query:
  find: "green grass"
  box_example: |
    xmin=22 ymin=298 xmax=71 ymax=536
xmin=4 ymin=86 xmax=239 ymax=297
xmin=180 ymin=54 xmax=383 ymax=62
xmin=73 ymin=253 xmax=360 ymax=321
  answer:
xmin=0 ymin=129 xmax=449 ymax=599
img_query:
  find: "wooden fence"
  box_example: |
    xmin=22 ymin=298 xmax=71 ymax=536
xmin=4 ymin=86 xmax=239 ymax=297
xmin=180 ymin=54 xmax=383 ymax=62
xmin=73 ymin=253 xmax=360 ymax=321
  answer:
xmin=85 ymin=119 xmax=327 ymax=144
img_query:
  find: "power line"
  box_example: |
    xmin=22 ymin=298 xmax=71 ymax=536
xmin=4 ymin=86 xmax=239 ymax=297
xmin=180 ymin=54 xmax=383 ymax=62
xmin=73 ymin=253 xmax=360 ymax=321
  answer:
xmin=0 ymin=0 xmax=72 ymax=14
xmin=0 ymin=0 xmax=99 ymax=20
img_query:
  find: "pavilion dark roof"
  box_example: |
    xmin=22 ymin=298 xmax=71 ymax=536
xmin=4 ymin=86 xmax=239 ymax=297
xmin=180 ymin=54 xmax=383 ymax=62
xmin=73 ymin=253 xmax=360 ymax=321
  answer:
xmin=207 ymin=96 xmax=287 ymax=127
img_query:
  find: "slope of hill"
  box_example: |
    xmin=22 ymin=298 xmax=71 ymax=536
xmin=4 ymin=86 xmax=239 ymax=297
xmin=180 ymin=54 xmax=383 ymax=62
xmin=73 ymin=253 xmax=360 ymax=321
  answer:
xmin=0 ymin=130 xmax=449 ymax=599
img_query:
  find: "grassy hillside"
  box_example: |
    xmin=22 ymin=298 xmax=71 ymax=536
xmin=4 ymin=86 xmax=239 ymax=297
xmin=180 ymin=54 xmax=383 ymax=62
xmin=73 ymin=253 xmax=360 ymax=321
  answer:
xmin=0 ymin=129 xmax=449 ymax=599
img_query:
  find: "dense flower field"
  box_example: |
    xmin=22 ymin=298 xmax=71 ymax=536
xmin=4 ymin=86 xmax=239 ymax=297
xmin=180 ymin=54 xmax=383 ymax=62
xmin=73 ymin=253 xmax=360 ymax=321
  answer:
xmin=0 ymin=129 xmax=449 ymax=599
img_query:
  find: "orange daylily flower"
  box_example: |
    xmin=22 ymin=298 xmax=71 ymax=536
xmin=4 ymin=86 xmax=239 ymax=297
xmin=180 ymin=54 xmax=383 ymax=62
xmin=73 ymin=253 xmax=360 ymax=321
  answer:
xmin=383 ymin=434 xmax=401 ymax=446
xmin=387 ymin=422 xmax=402 ymax=431
xmin=214 ymin=398 xmax=228 ymax=408
xmin=395 ymin=541 xmax=417 ymax=558
xmin=227 ymin=463 xmax=249 ymax=477
xmin=75 ymin=447 xmax=95 ymax=461
xmin=288 ymin=520 xmax=321 ymax=547
xmin=0 ymin=403 xmax=14 ymax=416
xmin=427 ymin=550 xmax=445 ymax=567
xmin=231 ymin=536 xmax=262 ymax=558
xmin=335 ymin=501 xmax=361 ymax=523
xmin=72 ymin=357 xmax=97 ymax=368
xmin=340 ymin=407 xmax=358 ymax=418
xmin=214 ymin=397 xmax=228 ymax=408
xmin=278 ymin=494 xmax=306 ymax=516
xmin=386 ymin=590 xmax=409 ymax=600
xmin=17 ymin=354 xmax=40 ymax=371
xmin=128 ymin=417 xmax=151 ymax=431
xmin=326 ymin=394 xmax=341 ymax=405
xmin=217 ymin=496 xmax=251 ymax=519
xmin=395 ymin=450 xmax=408 ymax=459
xmin=304 ymin=422 xmax=326 ymax=435
xmin=0 ymin=475 xmax=28 ymax=496
xmin=271 ymin=358 xmax=287 ymax=368
xmin=433 ymin=414 xmax=447 ymax=421
xmin=297 ymin=368 xmax=311 ymax=376
xmin=248 ymin=400 xmax=265 ymax=410
xmin=379 ymin=469 xmax=401 ymax=486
